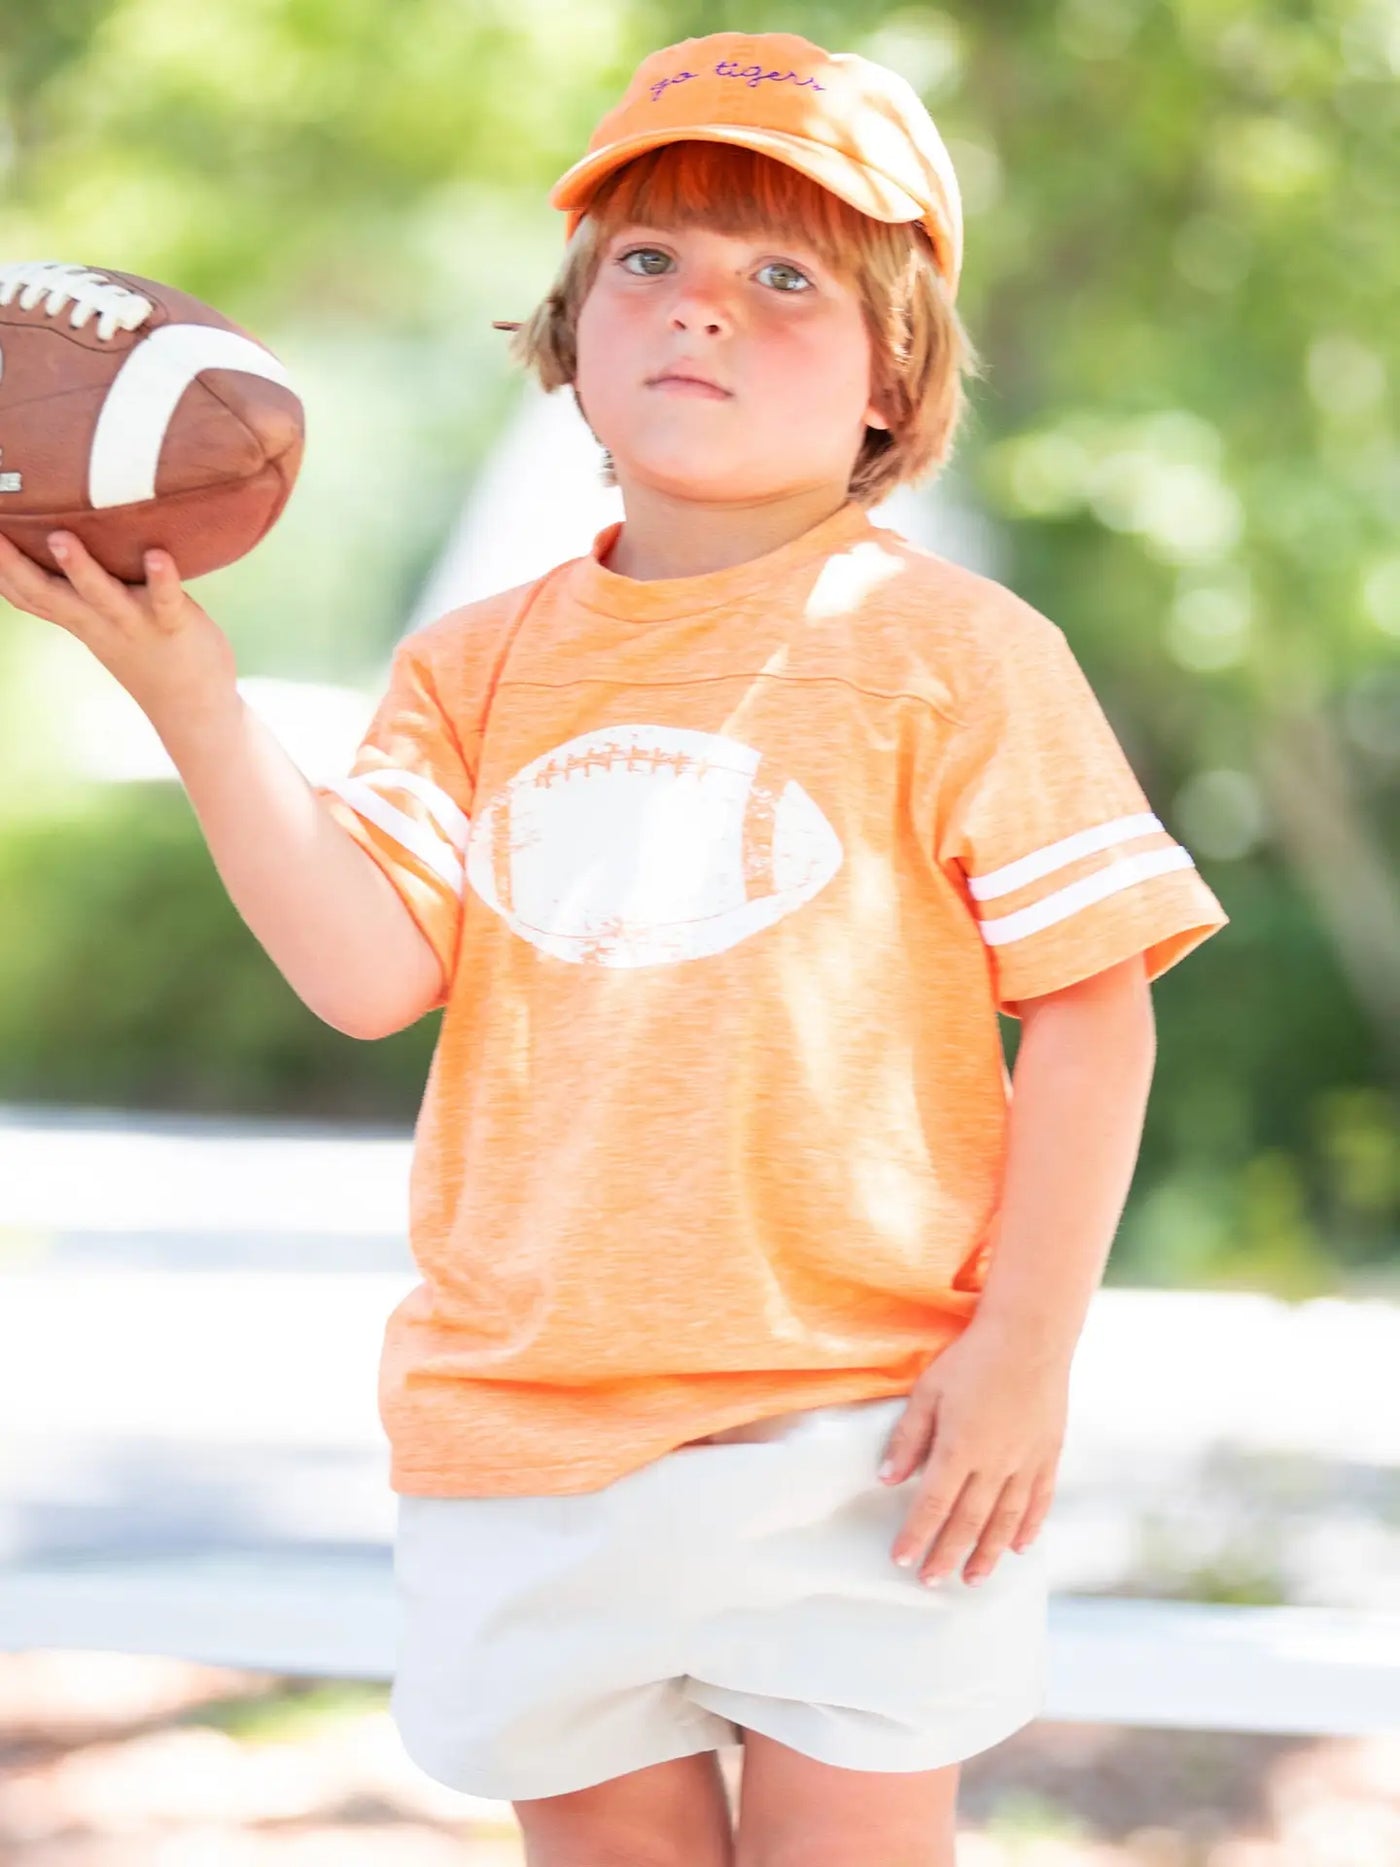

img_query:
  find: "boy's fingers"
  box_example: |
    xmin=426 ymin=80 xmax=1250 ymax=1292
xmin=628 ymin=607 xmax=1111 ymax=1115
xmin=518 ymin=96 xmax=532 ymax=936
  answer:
xmin=0 ymin=530 xmax=188 ymax=639
xmin=48 ymin=532 xmax=139 ymax=620
xmin=0 ymin=532 xmax=86 ymax=628
xmin=144 ymin=551 xmax=192 ymax=631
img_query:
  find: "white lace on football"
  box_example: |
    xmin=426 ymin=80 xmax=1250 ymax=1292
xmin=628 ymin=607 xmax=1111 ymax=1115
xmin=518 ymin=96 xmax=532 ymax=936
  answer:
xmin=0 ymin=261 xmax=153 ymax=342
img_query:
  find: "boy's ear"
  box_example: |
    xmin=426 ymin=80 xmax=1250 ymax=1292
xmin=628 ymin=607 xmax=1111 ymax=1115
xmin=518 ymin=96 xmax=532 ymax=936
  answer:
xmin=864 ymin=400 xmax=892 ymax=432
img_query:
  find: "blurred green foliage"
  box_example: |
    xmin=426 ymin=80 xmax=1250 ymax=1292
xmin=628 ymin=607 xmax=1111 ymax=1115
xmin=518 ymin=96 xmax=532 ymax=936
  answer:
xmin=0 ymin=787 xmax=438 ymax=1116
xmin=0 ymin=1 xmax=1396 ymax=1293
xmin=182 ymin=1678 xmax=390 ymax=1745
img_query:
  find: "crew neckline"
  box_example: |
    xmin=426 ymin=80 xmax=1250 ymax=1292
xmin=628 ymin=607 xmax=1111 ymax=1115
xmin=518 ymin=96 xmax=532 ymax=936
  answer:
xmin=569 ymin=498 xmax=879 ymax=622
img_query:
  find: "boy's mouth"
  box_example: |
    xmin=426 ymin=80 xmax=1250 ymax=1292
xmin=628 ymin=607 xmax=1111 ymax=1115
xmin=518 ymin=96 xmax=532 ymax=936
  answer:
xmin=648 ymin=367 xmax=732 ymax=397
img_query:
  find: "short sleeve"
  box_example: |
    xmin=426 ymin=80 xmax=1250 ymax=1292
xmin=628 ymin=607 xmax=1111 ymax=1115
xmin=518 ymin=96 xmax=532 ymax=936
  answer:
xmin=314 ymin=635 xmax=474 ymax=1011
xmin=935 ymin=611 xmax=1229 ymax=1017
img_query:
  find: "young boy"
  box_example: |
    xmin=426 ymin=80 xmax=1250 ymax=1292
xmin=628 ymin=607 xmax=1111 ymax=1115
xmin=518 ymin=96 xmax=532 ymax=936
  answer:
xmin=1 ymin=30 xmax=1229 ymax=1866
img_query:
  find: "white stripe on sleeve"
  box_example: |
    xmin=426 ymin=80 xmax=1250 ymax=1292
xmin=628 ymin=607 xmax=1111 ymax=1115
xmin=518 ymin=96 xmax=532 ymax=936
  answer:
xmin=975 ymin=843 xmax=1197 ymax=946
xmin=355 ymin=768 xmax=471 ymax=851
xmin=967 ymin=812 xmax=1164 ymax=901
xmin=323 ymin=770 xmax=468 ymax=896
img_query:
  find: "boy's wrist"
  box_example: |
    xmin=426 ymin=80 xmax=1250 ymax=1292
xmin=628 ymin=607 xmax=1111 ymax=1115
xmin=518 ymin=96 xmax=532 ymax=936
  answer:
xmin=967 ymin=1300 xmax=1078 ymax=1371
xmin=147 ymin=678 xmax=247 ymax=770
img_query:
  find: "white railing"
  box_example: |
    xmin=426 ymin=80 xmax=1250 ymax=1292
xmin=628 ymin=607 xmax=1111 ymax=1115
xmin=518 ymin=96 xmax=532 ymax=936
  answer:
xmin=4 ymin=1557 xmax=1399 ymax=1738
xmin=3 ymin=1104 xmax=1398 ymax=1743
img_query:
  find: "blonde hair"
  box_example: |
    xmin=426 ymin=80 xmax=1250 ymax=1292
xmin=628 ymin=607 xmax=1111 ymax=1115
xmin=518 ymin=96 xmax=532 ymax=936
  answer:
xmin=497 ymin=140 xmax=985 ymax=505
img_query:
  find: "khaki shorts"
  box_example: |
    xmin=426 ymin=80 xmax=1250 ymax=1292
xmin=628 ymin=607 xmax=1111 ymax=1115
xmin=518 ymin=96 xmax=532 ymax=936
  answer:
xmin=390 ymin=1395 xmax=1049 ymax=1801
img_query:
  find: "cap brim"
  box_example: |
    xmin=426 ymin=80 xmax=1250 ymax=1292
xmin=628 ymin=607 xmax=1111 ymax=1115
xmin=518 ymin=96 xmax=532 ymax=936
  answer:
xmin=549 ymin=125 xmax=955 ymax=287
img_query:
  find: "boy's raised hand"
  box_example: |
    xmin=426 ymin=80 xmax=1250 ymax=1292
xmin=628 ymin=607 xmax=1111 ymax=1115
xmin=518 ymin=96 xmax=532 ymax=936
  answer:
xmin=0 ymin=529 xmax=237 ymax=726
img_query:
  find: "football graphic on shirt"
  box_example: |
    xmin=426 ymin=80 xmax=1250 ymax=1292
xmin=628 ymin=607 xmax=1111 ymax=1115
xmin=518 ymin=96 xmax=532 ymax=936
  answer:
xmin=465 ymin=725 xmax=843 ymax=967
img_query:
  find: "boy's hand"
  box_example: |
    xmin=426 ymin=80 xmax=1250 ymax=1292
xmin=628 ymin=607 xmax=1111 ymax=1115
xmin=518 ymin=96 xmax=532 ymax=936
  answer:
xmin=0 ymin=529 xmax=237 ymax=725
xmin=877 ymin=1319 xmax=1069 ymax=1587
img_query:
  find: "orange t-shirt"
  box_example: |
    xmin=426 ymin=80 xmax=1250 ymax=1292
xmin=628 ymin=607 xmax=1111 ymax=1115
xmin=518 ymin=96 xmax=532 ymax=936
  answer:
xmin=315 ymin=497 xmax=1228 ymax=1496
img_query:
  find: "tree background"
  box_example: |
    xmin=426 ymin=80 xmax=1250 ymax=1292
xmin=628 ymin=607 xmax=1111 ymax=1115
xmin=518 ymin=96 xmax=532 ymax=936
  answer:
xmin=0 ymin=0 xmax=1396 ymax=1297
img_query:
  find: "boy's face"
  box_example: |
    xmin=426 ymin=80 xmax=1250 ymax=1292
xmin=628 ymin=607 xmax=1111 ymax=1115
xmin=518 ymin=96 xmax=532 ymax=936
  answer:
xmin=573 ymin=216 xmax=889 ymax=503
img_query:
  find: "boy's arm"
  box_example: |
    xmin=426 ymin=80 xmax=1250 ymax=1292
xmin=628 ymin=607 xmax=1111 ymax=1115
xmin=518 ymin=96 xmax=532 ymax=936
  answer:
xmin=158 ymin=682 xmax=447 ymax=1040
xmin=970 ymin=952 xmax=1158 ymax=1365
xmin=0 ymin=530 xmax=446 ymax=1040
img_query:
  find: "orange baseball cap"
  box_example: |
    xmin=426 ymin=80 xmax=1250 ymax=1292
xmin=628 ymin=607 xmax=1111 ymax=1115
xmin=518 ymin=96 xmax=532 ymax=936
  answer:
xmin=547 ymin=31 xmax=965 ymax=300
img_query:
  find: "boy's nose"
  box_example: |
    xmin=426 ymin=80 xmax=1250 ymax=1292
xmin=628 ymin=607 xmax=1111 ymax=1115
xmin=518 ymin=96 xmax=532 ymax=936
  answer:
xmin=668 ymin=290 xmax=734 ymax=332
xmin=661 ymin=267 xmax=740 ymax=323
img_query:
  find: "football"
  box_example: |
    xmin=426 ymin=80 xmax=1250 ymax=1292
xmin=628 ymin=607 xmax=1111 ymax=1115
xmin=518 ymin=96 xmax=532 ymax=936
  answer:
xmin=0 ymin=259 xmax=303 ymax=582
xmin=463 ymin=724 xmax=844 ymax=968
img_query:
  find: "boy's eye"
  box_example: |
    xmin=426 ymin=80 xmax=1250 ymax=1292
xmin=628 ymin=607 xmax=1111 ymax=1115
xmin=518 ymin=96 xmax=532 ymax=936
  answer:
xmin=615 ymin=246 xmax=670 ymax=278
xmin=758 ymin=260 xmax=813 ymax=294
xmin=614 ymin=246 xmax=813 ymax=294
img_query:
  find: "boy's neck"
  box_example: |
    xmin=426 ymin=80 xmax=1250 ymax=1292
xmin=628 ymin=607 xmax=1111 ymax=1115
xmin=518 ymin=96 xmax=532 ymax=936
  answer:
xmin=601 ymin=483 xmax=855 ymax=582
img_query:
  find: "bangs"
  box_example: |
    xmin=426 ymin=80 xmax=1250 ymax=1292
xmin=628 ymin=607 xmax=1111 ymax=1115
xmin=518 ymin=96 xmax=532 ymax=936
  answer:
xmin=584 ymin=139 xmax=910 ymax=280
